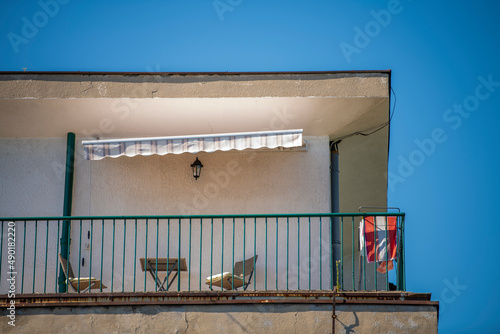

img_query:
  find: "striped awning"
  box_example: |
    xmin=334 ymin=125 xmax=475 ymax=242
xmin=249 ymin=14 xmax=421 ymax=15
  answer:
xmin=82 ymin=129 xmax=304 ymax=160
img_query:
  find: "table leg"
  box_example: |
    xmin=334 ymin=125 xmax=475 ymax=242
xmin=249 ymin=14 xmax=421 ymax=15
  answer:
xmin=167 ymin=272 xmax=179 ymax=290
xmin=147 ymin=262 xmax=164 ymax=292
xmin=161 ymin=261 xmax=179 ymax=291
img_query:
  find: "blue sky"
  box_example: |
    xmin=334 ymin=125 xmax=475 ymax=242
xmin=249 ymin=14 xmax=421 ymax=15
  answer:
xmin=1 ymin=0 xmax=500 ymax=332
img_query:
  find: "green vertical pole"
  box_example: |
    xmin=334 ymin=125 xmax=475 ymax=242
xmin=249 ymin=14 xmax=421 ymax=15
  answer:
xmin=231 ymin=218 xmax=235 ymax=289
xmin=210 ymin=218 xmax=213 ymax=290
xmin=44 ymin=220 xmax=49 ymax=293
xmin=58 ymin=132 xmax=75 ymax=293
xmin=320 ymin=217 xmax=323 ymax=290
xmin=253 ymin=217 xmax=257 ymax=290
xmin=297 ymin=217 xmax=300 ymax=290
xmin=308 ymin=217 xmax=311 ymax=290
xmin=265 ymin=217 xmax=268 ymax=291
xmin=286 ymin=217 xmax=289 ymax=291
xmin=199 ymin=219 xmax=203 ymax=291
xmin=188 ymin=218 xmax=192 ymax=291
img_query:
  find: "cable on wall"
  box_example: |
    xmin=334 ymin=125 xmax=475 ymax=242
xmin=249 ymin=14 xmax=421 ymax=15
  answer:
xmin=330 ymin=87 xmax=397 ymax=149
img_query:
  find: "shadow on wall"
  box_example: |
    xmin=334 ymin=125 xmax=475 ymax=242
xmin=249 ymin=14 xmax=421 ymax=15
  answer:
xmin=336 ymin=312 xmax=360 ymax=334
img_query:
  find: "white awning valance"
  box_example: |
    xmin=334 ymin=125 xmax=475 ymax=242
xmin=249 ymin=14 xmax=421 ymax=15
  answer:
xmin=82 ymin=129 xmax=304 ymax=160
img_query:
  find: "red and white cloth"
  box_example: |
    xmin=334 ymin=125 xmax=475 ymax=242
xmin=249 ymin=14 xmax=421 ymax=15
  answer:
xmin=359 ymin=216 xmax=398 ymax=273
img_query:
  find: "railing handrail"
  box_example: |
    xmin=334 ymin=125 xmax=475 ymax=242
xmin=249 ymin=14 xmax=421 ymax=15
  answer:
xmin=0 ymin=212 xmax=405 ymax=221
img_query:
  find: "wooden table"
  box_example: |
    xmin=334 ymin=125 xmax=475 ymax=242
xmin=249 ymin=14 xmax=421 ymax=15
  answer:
xmin=139 ymin=257 xmax=187 ymax=291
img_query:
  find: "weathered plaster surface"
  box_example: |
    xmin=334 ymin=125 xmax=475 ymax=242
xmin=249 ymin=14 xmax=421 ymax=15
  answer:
xmin=0 ymin=73 xmax=389 ymax=99
xmin=0 ymin=303 xmax=437 ymax=334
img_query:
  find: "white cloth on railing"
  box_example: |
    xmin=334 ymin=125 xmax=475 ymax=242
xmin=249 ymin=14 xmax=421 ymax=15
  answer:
xmin=359 ymin=216 xmax=398 ymax=273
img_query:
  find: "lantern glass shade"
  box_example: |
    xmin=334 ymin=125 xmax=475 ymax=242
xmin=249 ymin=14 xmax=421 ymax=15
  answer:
xmin=191 ymin=157 xmax=203 ymax=180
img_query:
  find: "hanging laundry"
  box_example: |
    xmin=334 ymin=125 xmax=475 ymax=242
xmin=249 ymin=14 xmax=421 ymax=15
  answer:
xmin=359 ymin=216 xmax=398 ymax=272
xmin=376 ymin=260 xmax=394 ymax=274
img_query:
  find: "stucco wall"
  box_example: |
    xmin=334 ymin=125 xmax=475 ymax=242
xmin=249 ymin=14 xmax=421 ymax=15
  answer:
xmin=0 ymin=303 xmax=438 ymax=334
xmin=0 ymin=138 xmax=66 ymax=217
xmin=338 ymin=127 xmax=388 ymax=214
xmin=0 ymin=73 xmax=389 ymax=99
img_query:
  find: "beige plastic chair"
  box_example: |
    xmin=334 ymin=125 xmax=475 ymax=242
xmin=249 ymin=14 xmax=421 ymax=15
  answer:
xmin=206 ymin=255 xmax=258 ymax=290
xmin=58 ymin=254 xmax=106 ymax=292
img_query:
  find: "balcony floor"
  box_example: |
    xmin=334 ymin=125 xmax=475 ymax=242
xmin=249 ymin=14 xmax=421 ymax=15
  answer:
xmin=1 ymin=290 xmax=433 ymax=308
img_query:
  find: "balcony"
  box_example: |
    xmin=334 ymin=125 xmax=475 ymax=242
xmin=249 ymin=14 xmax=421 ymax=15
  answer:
xmin=0 ymin=72 xmax=439 ymax=332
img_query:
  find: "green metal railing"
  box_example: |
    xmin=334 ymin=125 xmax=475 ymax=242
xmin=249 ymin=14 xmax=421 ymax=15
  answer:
xmin=0 ymin=213 xmax=405 ymax=294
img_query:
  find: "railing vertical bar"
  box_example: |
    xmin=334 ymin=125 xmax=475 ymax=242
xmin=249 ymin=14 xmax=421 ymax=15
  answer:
xmin=232 ymin=217 xmax=235 ymax=290
xmin=340 ymin=216 xmax=344 ymax=290
xmin=385 ymin=216 xmax=389 ymax=291
xmin=351 ymin=216 xmax=355 ymax=291
xmin=111 ymin=218 xmax=116 ymax=293
xmin=32 ymin=220 xmax=38 ymax=293
xmin=144 ymin=219 xmax=148 ymax=292
xmin=155 ymin=218 xmax=159 ymax=293
xmin=329 ymin=216 xmax=333 ymax=290
xmin=199 ymin=219 xmax=203 ymax=291
xmin=265 ymin=217 xmax=268 ymax=291
xmin=89 ymin=219 xmax=94 ymax=294
xmin=398 ymin=216 xmax=406 ymax=291
xmin=221 ymin=218 xmax=224 ymax=291
xmin=401 ymin=215 xmax=406 ymax=291
xmin=44 ymin=220 xmax=49 ymax=293
xmin=308 ymin=216 xmax=311 ymax=290
xmin=363 ymin=218 xmax=366 ymax=290
xmin=133 ymin=219 xmax=137 ymax=292
xmin=21 ymin=220 xmax=26 ymax=294
xmin=177 ymin=218 xmax=181 ymax=292
xmin=65 ymin=219 xmax=70 ymax=293
xmin=55 ymin=220 xmax=61 ymax=293
xmin=297 ymin=217 xmax=300 ymax=290
xmin=122 ymin=219 xmax=127 ymax=293
xmin=188 ymin=218 xmax=192 ymax=291
xmin=243 ymin=218 xmax=246 ymax=289
xmin=374 ymin=216 xmax=377 ymax=291
xmin=320 ymin=217 xmax=322 ymax=290
xmin=210 ymin=218 xmax=213 ymax=290
xmin=396 ymin=216 xmax=400 ymax=290
xmin=77 ymin=219 xmax=82 ymax=293
xmin=286 ymin=216 xmax=289 ymax=291
xmin=253 ymin=217 xmax=257 ymax=291
xmin=275 ymin=217 xmax=278 ymax=291
xmin=0 ymin=221 xmax=3 ymax=284
xmin=100 ymin=219 xmax=104 ymax=291
xmin=167 ymin=218 xmax=170 ymax=291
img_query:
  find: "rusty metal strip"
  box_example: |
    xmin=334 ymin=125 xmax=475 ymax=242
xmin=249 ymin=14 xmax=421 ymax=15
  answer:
xmin=1 ymin=290 xmax=428 ymax=300
xmin=0 ymin=290 xmax=435 ymax=309
xmin=0 ymin=298 xmax=438 ymax=309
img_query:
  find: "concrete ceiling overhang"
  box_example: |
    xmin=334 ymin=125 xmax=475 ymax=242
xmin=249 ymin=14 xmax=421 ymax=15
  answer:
xmin=0 ymin=72 xmax=390 ymax=140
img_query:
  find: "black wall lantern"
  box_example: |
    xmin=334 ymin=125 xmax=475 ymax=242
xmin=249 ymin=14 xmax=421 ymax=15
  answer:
xmin=191 ymin=157 xmax=203 ymax=180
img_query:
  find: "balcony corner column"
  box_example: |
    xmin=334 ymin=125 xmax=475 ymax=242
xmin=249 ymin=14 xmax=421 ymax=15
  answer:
xmin=330 ymin=141 xmax=341 ymax=287
xmin=58 ymin=132 xmax=75 ymax=293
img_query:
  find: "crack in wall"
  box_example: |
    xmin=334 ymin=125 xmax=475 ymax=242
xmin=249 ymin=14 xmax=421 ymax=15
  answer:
xmin=81 ymin=80 xmax=93 ymax=94
xmin=184 ymin=311 xmax=189 ymax=332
